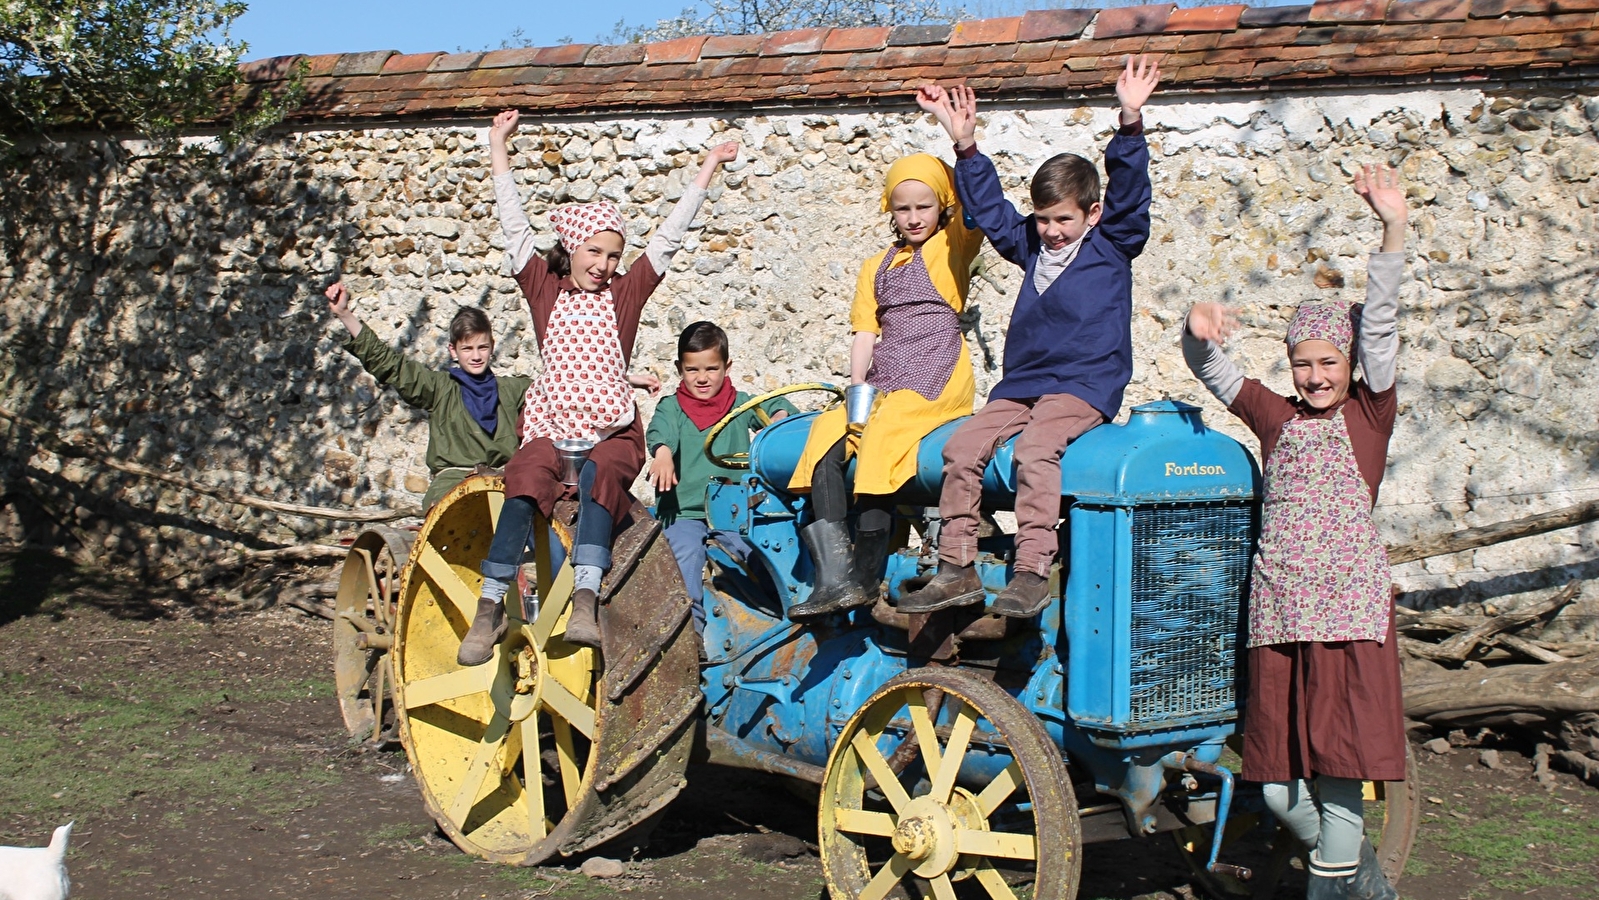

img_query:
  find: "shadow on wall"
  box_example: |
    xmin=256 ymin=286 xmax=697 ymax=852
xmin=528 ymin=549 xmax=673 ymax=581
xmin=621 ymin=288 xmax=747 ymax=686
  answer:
xmin=0 ymin=136 xmax=385 ymax=578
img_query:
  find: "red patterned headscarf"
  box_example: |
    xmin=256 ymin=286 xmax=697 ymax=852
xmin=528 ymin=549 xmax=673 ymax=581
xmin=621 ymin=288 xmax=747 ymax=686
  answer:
xmin=1286 ymin=301 xmax=1362 ymax=360
xmin=549 ymin=202 xmax=625 ymax=253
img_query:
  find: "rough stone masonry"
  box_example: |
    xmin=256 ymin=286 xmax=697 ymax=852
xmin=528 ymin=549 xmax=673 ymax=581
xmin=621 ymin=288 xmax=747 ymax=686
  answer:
xmin=0 ymin=16 xmax=1595 ymax=627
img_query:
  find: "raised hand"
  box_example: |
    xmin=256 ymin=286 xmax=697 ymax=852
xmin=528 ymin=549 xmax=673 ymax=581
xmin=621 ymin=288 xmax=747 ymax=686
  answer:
xmin=1353 ymin=163 xmax=1407 ymax=251
xmin=705 ymin=141 xmax=740 ymax=167
xmin=324 ymin=282 xmax=361 ymax=336
xmin=1116 ymin=55 xmax=1161 ymax=123
xmin=942 ymin=84 xmax=978 ymax=149
xmin=490 ymin=110 xmax=520 ymax=143
xmin=1186 ymin=302 xmax=1238 ymax=345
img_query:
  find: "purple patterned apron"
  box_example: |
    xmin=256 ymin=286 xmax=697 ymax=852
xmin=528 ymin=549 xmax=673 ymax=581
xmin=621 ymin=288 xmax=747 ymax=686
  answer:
xmin=1247 ymin=410 xmax=1392 ymax=647
xmin=864 ymin=245 xmax=962 ymax=402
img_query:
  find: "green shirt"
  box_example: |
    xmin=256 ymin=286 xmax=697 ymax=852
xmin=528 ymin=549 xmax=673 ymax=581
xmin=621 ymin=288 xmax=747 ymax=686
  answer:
xmin=341 ymin=323 xmax=532 ymax=509
xmin=647 ymin=390 xmax=798 ymax=525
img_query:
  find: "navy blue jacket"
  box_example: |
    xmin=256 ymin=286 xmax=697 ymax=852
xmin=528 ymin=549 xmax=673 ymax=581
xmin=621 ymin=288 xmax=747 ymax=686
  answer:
xmin=953 ymin=121 xmax=1151 ymax=419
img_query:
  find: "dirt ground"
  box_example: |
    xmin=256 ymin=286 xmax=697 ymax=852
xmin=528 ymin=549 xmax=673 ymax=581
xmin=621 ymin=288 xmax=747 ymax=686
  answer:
xmin=3 ymin=547 xmax=1598 ymax=900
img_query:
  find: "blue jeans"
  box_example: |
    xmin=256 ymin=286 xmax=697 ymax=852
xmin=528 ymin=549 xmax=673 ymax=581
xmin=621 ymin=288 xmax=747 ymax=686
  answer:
xmin=663 ymin=518 xmax=753 ymax=634
xmin=482 ymin=460 xmax=610 ymax=584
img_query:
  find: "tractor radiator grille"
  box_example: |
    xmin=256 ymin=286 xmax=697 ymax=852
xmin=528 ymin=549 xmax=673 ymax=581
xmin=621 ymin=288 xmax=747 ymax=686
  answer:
xmin=1127 ymin=502 xmax=1252 ymax=727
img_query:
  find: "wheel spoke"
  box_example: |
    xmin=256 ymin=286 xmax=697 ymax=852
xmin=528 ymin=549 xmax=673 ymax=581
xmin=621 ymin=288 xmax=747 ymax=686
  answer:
xmin=929 ymin=699 xmax=976 ymax=803
xmin=973 ymin=861 xmax=1020 ymax=900
xmin=540 ymin=678 xmax=596 ymax=739
xmin=369 ymin=661 xmax=387 ymax=743
xmin=447 ymin=715 xmax=511 ymax=826
xmin=530 ymin=562 xmax=575 ymax=649
xmin=857 ymin=852 xmax=914 ymax=900
xmin=415 ymin=540 xmax=478 ymax=623
xmin=519 ymin=718 xmax=548 ymax=841
xmin=403 ymin=667 xmax=488 ymax=710
xmin=975 ymin=761 xmax=1023 ymax=817
xmin=908 ymin=689 xmax=943 ymax=783
xmin=486 ymin=490 xmax=505 ymax=529
xmin=930 ymin=873 xmax=958 ymax=900
xmin=851 ymin=729 xmax=911 ymax=814
xmin=552 ymin=717 xmax=584 ymax=808
xmin=955 ymin=829 xmax=1036 ymax=861
xmin=833 ymin=807 xmax=897 ymax=837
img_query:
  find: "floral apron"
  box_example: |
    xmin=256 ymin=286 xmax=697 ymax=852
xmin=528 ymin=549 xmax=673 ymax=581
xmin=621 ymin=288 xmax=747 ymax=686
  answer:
xmin=864 ymin=245 xmax=961 ymax=402
xmin=1247 ymin=410 xmax=1391 ymax=647
xmin=520 ymin=288 xmax=634 ymax=445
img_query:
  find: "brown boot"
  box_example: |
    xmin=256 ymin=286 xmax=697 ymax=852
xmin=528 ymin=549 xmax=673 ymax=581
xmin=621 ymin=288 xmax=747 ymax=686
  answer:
xmin=992 ymin=570 xmax=1052 ymax=618
xmin=896 ymin=561 xmax=984 ymax=613
xmin=564 ymin=587 xmax=603 ymax=649
xmin=457 ymin=597 xmax=507 ymax=666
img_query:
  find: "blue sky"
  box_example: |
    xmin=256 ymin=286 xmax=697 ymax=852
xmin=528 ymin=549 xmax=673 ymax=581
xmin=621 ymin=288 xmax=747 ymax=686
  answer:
xmin=233 ymin=0 xmax=693 ymax=61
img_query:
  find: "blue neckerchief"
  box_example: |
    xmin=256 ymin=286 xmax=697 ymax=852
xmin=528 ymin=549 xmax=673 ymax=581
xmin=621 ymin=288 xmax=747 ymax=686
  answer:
xmin=448 ymin=367 xmax=499 ymax=435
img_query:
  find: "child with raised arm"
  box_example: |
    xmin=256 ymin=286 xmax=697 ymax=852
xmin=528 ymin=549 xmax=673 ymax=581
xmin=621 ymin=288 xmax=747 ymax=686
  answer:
xmin=783 ymin=151 xmax=985 ymax=618
xmin=647 ymin=321 xmax=796 ymax=634
xmin=1183 ymin=165 xmax=1409 ymax=900
xmin=901 ymin=56 xmax=1159 ymax=618
xmin=456 ymin=109 xmax=738 ymax=667
xmin=324 ymin=283 xmax=530 ymax=511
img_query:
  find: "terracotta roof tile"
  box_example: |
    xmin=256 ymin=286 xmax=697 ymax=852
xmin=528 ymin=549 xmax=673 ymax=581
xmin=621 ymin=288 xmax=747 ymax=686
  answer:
xmin=301 ymin=53 xmax=343 ymax=78
xmin=585 ymin=43 xmax=646 ymax=66
xmin=823 ymin=26 xmax=892 ymax=51
xmin=381 ymin=52 xmax=440 ymax=75
xmin=428 ymin=52 xmax=484 ymax=72
xmin=1165 ymin=5 xmax=1248 ymax=31
xmin=1094 ymin=4 xmax=1176 ymax=37
xmin=1311 ymin=0 xmax=1393 ymax=22
xmin=761 ymin=27 xmax=831 ymax=55
xmin=950 ymin=16 xmax=1022 ymax=46
xmin=239 ymin=55 xmax=303 ymax=83
xmin=1388 ymin=0 xmax=1473 ymax=20
xmin=1018 ymin=8 xmax=1096 ymax=41
xmin=480 ymin=48 xmax=541 ymax=69
xmin=888 ymin=24 xmax=952 ymax=45
xmin=645 ymin=36 xmax=706 ymax=64
xmin=1238 ymin=4 xmax=1314 ymax=26
xmin=703 ymin=33 xmax=764 ymax=58
xmin=533 ymin=44 xmax=594 ymax=66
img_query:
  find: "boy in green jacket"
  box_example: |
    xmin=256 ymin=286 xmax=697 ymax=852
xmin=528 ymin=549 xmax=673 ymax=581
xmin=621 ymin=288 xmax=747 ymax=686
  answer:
xmin=647 ymin=322 xmax=795 ymax=633
xmin=326 ymin=281 xmax=530 ymax=511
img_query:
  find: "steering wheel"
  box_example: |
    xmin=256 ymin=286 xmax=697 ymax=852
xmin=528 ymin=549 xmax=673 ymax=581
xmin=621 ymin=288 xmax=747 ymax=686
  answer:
xmin=702 ymin=382 xmax=845 ymax=470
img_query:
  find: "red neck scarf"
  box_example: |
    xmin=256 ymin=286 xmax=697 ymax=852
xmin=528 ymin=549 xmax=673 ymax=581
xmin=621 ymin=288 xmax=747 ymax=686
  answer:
xmin=677 ymin=378 xmax=736 ymax=431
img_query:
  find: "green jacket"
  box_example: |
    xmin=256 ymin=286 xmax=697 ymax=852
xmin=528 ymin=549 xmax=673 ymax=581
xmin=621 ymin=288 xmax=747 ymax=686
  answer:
xmin=647 ymin=390 xmax=797 ymax=525
xmin=341 ymin=324 xmax=532 ymax=509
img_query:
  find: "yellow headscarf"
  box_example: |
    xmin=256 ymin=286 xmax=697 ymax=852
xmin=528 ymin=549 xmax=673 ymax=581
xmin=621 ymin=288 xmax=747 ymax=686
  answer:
xmin=881 ymin=153 xmax=957 ymax=212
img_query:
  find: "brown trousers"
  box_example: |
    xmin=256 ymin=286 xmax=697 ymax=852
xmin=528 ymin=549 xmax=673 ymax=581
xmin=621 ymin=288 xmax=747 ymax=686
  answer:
xmin=937 ymin=394 xmax=1103 ymax=576
xmin=502 ymin=413 xmax=646 ymax=526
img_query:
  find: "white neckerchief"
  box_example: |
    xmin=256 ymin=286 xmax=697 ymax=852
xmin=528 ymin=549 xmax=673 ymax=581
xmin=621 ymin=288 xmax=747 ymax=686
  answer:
xmin=1032 ymin=227 xmax=1092 ymax=295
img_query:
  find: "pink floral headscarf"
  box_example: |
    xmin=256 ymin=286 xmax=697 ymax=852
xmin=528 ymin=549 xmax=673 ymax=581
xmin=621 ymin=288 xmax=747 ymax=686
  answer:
xmin=1286 ymin=301 xmax=1363 ymax=359
xmin=549 ymin=202 xmax=625 ymax=253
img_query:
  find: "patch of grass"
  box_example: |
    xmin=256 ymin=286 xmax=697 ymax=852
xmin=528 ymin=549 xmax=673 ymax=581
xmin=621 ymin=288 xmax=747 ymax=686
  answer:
xmin=368 ymin=821 xmax=434 ymax=845
xmin=0 ymin=661 xmax=336 ymax=831
xmin=1435 ymin=792 xmax=1599 ymax=890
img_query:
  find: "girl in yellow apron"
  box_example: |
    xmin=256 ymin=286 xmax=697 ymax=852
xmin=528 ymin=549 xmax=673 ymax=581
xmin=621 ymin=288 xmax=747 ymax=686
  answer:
xmin=788 ymin=154 xmax=983 ymax=617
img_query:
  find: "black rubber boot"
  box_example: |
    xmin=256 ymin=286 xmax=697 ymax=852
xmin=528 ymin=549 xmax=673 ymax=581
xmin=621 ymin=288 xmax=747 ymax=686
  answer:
xmin=896 ymin=560 xmax=984 ymax=613
xmin=790 ymin=520 xmax=870 ymax=618
xmin=991 ymin=570 xmax=1052 ymax=618
xmin=565 ymin=587 xmax=603 ymax=650
xmin=457 ymin=597 xmax=508 ymax=667
xmin=852 ymin=527 xmax=893 ymax=602
xmin=1348 ymin=840 xmax=1398 ymax=900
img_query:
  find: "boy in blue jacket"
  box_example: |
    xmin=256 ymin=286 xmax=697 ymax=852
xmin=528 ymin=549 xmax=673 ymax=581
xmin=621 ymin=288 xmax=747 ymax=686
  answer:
xmin=902 ymin=56 xmax=1160 ymax=618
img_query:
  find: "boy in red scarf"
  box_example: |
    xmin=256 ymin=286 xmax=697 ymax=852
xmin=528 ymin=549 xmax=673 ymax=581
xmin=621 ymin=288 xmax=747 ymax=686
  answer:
xmin=646 ymin=322 xmax=795 ymax=634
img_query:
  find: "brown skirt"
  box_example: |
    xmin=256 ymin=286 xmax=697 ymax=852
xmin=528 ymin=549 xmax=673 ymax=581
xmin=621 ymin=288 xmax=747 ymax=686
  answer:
xmin=502 ymin=413 xmax=646 ymax=527
xmin=1240 ymin=615 xmax=1407 ymax=783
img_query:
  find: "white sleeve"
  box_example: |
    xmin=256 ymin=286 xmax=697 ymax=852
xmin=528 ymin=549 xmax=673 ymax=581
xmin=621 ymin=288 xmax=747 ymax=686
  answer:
xmin=492 ymin=172 xmax=538 ymax=274
xmin=642 ymin=183 xmax=709 ymax=273
xmin=1181 ymin=313 xmax=1246 ymax=407
xmin=1357 ymin=251 xmax=1404 ymax=393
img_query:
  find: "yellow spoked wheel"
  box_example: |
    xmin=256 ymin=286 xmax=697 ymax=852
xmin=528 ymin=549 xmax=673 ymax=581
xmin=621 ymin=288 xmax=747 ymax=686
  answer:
xmin=1172 ymin=740 xmax=1419 ymax=898
xmin=333 ymin=526 xmax=414 ymax=742
xmin=393 ymin=476 xmax=598 ymax=864
xmin=820 ymin=668 xmax=1081 ymax=900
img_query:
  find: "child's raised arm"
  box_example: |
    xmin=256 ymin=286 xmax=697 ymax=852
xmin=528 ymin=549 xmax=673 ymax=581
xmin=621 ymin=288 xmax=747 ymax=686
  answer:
xmin=920 ymin=84 xmax=1033 ymax=267
xmin=1181 ymin=302 xmax=1246 ymax=407
xmin=1353 ymin=163 xmax=1408 ymax=393
xmin=1098 ymin=56 xmax=1158 ymax=259
xmin=487 ymin=110 xmax=540 ymax=276
xmin=641 ymin=141 xmax=739 ymax=274
xmin=325 ymin=282 xmax=363 ymax=338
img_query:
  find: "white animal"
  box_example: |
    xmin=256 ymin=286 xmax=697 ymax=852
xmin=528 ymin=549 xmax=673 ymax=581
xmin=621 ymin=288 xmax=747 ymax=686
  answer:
xmin=0 ymin=822 xmax=72 ymax=900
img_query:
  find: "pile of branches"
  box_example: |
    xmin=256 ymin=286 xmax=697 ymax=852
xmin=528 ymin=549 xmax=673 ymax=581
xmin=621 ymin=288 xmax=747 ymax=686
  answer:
xmin=1399 ymin=580 xmax=1599 ymax=788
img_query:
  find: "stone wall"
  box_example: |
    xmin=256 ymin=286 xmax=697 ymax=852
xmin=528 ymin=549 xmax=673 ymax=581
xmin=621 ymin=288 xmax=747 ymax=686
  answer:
xmin=1 ymin=82 xmax=1595 ymax=617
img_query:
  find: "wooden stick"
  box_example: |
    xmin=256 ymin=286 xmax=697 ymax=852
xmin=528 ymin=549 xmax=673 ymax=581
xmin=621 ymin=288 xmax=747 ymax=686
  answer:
xmin=1388 ymin=499 xmax=1599 ymax=566
xmin=1491 ymin=633 xmax=1568 ymax=664
xmin=0 ymin=404 xmax=420 ymax=523
xmin=1429 ymin=582 xmax=1579 ymax=662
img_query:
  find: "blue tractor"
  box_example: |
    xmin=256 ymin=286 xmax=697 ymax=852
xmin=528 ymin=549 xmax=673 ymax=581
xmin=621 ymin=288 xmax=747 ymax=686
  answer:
xmin=347 ymin=388 xmax=1417 ymax=900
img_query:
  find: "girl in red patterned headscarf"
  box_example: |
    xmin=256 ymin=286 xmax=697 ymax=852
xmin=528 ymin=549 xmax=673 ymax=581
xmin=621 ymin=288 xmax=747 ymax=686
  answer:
xmin=455 ymin=109 xmax=738 ymax=667
xmin=1182 ymin=164 xmax=1410 ymax=900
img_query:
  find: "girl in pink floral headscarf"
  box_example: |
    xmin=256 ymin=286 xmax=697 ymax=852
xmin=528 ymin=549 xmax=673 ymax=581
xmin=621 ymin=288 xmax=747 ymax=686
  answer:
xmin=1183 ymin=164 xmax=1409 ymax=900
xmin=454 ymin=109 xmax=738 ymax=667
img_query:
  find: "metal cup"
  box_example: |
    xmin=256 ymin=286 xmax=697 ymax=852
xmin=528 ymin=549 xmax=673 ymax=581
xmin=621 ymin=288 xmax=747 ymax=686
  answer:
xmin=845 ymin=383 xmax=879 ymax=432
xmin=553 ymin=438 xmax=596 ymax=486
